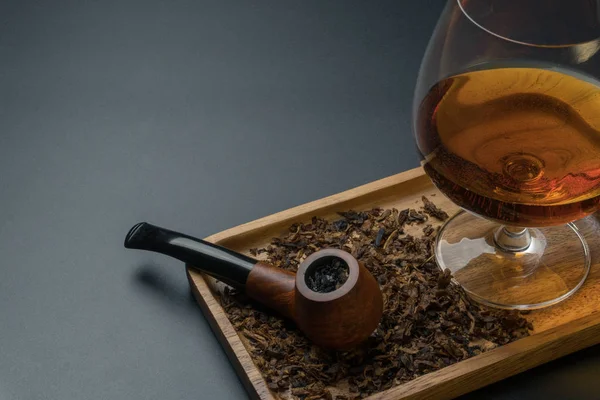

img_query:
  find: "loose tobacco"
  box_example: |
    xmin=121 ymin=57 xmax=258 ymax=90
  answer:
xmin=219 ymin=197 xmax=531 ymax=399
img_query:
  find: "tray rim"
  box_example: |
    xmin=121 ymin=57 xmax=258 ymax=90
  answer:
xmin=203 ymin=167 xmax=426 ymax=244
xmin=187 ymin=166 xmax=600 ymax=400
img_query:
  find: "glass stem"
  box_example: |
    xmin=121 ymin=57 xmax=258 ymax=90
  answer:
xmin=494 ymin=226 xmax=532 ymax=252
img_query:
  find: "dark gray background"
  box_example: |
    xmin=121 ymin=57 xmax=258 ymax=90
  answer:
xmin=1 ymin=1 xmax=598 ymax=399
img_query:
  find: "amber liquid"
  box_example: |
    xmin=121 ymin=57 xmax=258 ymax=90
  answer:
xmin=416 ymin=67 xmax=600 ymax=227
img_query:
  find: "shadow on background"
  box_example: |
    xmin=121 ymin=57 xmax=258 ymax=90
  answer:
xmin=132 ymin=263 xmax=198 ymax=311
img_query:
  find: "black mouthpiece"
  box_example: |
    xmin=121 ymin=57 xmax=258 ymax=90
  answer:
xmin=124 ymin=222 xmax=256 ymax=289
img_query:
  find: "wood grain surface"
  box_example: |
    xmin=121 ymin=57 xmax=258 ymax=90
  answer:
xmin=245 ymin=262 xmax=296 ymax=320
xmin=187 ymin=166 xmax=600 ymax=400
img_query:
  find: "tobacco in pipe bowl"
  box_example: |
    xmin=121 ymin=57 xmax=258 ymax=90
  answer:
xmin=124 ymin=222 xmax=384 ymax=350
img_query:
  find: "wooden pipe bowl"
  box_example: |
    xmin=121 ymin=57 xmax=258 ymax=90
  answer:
xmin=245 ymin=248 xmax=383 ymax=350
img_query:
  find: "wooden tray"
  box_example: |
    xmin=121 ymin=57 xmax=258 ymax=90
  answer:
xmin=187 ymin=167 xmax=600 ymax=400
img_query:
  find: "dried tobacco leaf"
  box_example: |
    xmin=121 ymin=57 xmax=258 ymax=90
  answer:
xmin=220 ymin=197 xmax=531 ymax=400
xmin=306 ymin=258 xmax=349 ymax=293
xmin=421 ymin=195 xmax=449 ymax=221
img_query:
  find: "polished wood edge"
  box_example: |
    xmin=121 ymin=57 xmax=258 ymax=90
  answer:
xmin=186 ymin=165 xmax=600 ymax=400
xmin=184 ymin=169 xmax=425 ymax=400
xmin=205 ymin=167 xmax=425 ymax=243
xmin=376 ymin=311 xmax=600 ymax=400
xmin=189 ymin=258 xmax=600 ymax=400
xmin=186 ymin=269 xmax=275 ymax=400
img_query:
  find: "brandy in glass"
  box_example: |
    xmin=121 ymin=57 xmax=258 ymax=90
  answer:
xmin=413 ymin=0 xmax=600 ymax=309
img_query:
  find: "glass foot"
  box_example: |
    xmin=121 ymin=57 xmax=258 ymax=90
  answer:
xmin=435 ymin=211 xmax=591 ymax=310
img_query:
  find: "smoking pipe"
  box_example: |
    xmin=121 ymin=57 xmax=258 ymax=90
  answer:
xmin=124 ymin=222 xmax=383 ymax=350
